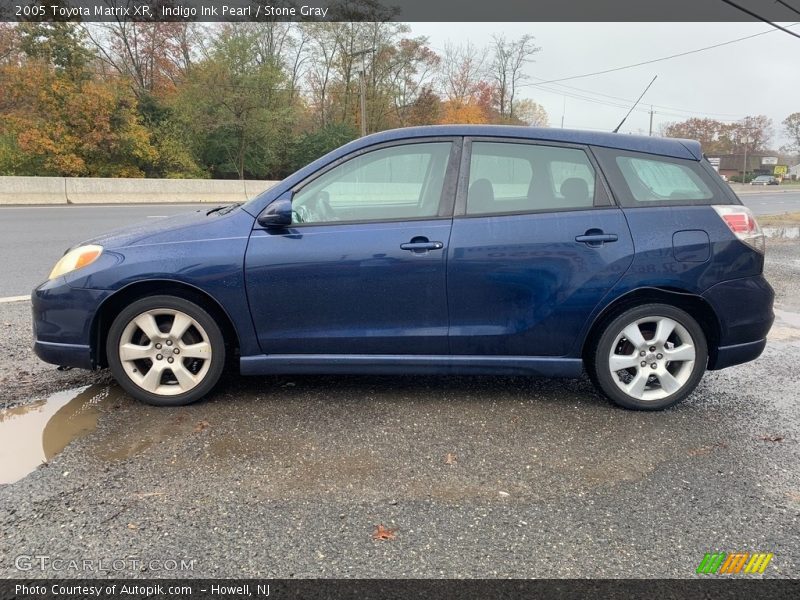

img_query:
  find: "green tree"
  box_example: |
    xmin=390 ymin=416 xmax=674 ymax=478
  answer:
xmin=288 ymin=122 xmax=358 ymax=172
xmin=17 ymin=22 xmax=92 ymax=78
xmin=177 ymin=26 xmax=298 ymax=179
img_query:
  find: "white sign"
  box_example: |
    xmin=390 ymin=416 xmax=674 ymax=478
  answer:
xmin=708 ymin=157 xmax=721 ymax=166
xmin=762 ymin=157 xmax=778 ymax=165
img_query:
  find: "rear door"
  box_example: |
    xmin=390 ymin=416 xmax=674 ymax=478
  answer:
xmin=245 ymin=138 xmax=460 ymax=355
xmin=447 ymin=138 xmax=634 ymax=356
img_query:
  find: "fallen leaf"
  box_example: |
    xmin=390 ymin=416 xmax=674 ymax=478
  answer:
xmin=127 ymin=523 xmax=137 ymax=530
xmin=372 ymin=524 xmax=398 ymax=541
xmin=445 ymin=453 xmax=457 ymax=465
xmin=498 ymin=490 xmax=510 ymax=497
xmin=193 ymin=420 xmax=210 ymax=433
xmin=759 ymin=435 xmax=784 ymax=443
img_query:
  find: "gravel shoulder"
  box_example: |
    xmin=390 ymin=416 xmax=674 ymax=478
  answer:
xmin=0 ymin=240 xmax=798 ymax=578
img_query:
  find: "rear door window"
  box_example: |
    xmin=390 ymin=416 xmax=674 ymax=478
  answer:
xmin=465 ymin=141 xmax=598 ymax=215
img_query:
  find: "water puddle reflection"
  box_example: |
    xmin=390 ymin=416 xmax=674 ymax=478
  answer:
xmin=0 ymin=385 xmax=117 ymax=484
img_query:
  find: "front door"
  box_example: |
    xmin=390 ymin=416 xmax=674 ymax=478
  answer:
xmin=245 ymin=139 xmax=459 ymax=355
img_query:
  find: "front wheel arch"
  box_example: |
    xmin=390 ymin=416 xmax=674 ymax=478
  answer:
xmin=92 ymin=280 xmax=240 ymax=370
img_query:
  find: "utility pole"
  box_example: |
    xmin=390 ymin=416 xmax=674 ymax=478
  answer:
xmin=648 ymin=106 xmax=654 ymax=136
xmin=560 ymin=96 xmax=566 ymax=128
xmin=359 ymin=69 xmax=366 ymax=137
xmin=740 ymin=134 xmax=753 ymax=183
xmin=350 ymin=48 xmax=375 ymax=137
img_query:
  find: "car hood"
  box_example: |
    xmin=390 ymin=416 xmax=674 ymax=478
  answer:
xmin=79 ymin=206 xmax=255 ymax=250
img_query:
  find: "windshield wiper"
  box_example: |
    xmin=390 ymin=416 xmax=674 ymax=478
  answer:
xmin=206 ymin=203 xmax=242 ymax=216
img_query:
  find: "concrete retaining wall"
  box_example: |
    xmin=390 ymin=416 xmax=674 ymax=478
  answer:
xmin=0 ymin=176 xmax=279 ymax=205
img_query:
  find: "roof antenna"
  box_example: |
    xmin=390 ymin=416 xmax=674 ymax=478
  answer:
xmin=613 ymin=75 xmax=658 ymax=134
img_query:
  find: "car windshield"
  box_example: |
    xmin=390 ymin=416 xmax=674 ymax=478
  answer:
xmin=754 ymin=176 xmax=770 ymax=181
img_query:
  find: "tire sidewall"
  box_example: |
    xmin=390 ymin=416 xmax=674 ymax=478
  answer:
xmin=107 ymin=295 xmax=226 ymax=407
xmin=593 ymin=303 xmax=708 ymax=411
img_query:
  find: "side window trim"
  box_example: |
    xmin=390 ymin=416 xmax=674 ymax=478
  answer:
xmin=288 ymin=136 xmax=462 ymax=226
xmin=454 ymin=137 xmax=613 ymax=218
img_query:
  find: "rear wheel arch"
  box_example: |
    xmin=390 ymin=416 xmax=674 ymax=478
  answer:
xmin=582 ymin=287 xmax=721 ymax=366
xmin=92 ymin=280 xmax=240 ymax=370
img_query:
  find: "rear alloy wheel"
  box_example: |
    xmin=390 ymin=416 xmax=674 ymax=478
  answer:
xmin=591 ymin=303 xmax=708 ymax=410
xmin=107 ymin=295 xmax=225 ymax=406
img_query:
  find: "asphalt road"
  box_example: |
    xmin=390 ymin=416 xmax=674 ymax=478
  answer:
xmin=1 ymin=190 xmax=799 ymax=297
xmin=738 ymin=190 xmax=800 ymax=216
xmin=0 ymin=204 xmax=205 ymax=298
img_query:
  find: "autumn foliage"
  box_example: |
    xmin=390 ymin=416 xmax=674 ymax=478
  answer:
xmin=0 ymin=20 xmax=554 ymax=179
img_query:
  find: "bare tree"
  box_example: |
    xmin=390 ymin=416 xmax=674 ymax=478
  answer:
xmin=490 ymin=34 xmax=540 ymax=120
xmin=438 ymin=41 xmax=486 ymax=107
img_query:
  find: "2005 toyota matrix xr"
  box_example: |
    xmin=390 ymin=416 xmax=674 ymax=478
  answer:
xmin=32 ymin=125 xmax=774 ymax=410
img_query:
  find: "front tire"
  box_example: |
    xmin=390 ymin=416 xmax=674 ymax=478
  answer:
xmin=107 ymin=295 xmax=226 ymax=406
xmin=589 ymin=303 xmax=708 ymax=410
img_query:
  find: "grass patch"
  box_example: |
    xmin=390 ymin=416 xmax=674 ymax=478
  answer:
xmin=758 ymin=212 xmax=800 ymax=226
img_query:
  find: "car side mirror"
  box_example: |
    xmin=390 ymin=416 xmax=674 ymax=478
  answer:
xmin=257 ymin=197 xmax=292 ymax=228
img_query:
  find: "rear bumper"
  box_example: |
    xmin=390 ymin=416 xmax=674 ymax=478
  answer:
xmin=702 ymin=275 xmax=774 ymax=370
xmin=711 ymin=339 xmax=767 ymax=371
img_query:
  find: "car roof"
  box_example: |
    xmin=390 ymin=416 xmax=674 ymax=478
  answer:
xmin=354 ymin=125 xmax=703 ymax=161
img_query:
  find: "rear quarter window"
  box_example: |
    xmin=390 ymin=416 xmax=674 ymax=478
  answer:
xmin=593 ymin=147 xmax=730 ymax=207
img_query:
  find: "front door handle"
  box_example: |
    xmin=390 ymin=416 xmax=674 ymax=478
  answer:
xmin=400 ymin=238 xmax=444 ymax=253
xmin=575 ymin=230 xmax=618 ymax=247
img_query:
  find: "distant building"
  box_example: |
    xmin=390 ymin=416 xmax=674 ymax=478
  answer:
xmin=706 ymin=153 xmax=780 ymax=180
xmin=790 ymin=164 xmax=800 ymax=180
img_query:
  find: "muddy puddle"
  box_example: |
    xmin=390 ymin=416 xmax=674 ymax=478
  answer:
xmin=0 ymin=385 xmax=119 ymax=484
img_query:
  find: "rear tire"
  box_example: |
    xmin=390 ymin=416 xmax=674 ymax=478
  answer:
xmin=106 ymin=295 xmax=226 ymax=406
xmin=589 ymin=303 xmax=708 ymax=410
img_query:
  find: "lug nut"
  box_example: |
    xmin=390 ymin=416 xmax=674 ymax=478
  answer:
xmin=167 ymin=357 xmax=174 ymax=363
xmin=166 ymin=340 xmax=173 ymax=346
xmin=640 ymin=361 xmax=646 ymax=367
xmin=156 ymin=354 xmax=163 ymax=360
xmin=173 ymin=348 xmax=180 ymax=355
xmin=155 ymin=343 xmax=162 ymax=349
xmin=640 ymin=350 xmax=646 ymax=357
xmin=649 ymin=346 xmax=656 ymax=352
xmin=657 ymin=353 xmax=663 ymax=359
xmin=650 ymin=363 xmax=657 ymax=369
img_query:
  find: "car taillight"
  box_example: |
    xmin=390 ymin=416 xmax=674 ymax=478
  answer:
xmin=713 ymin=205 xmax=765 ymax=254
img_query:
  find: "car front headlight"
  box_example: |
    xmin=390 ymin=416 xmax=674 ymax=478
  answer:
xmin=48 ymin=245 xmax=103 ymax=280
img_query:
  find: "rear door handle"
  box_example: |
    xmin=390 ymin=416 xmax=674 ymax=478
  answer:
xmin=575 ymin=231 xmax=618 ymax=246
xmin=400 ymin=241 xmax=444 ymax=252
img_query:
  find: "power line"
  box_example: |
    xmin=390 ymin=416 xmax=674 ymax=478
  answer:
xmin=519 ymin=22 xmax=800 ymax=87
xmin=775 ymin=0 xmax=800 ymax=19
xmin=529 ymin=77 xmax=746 ymax=119
xmin=718 ymin=1 xmax=800 ymax=39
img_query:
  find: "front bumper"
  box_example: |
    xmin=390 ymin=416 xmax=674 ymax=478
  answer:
xmin=702 ymin=274 xmax=774 ymax=370
xmin=31 ymin=278 xmax=110 ymax=370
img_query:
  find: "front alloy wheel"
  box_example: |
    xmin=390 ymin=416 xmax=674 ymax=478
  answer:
xmin=591 ymin=304 xmax=708 ymax=410
xmin=107 ymin=295 xmax=225 ymax=406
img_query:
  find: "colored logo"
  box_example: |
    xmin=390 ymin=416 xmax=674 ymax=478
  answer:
xmin=696 ymin=552 xmax=773 ymax=574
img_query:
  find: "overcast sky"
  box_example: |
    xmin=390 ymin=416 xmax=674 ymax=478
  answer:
xmin=411 ymin=22 xmax=800 ymax=148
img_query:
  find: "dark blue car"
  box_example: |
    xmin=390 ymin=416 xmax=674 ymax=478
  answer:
xmin=32 ymin=125 xmax=774 ymax=410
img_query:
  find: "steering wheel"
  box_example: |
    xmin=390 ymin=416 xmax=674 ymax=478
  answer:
xmin=296 ymin=191 xmax=338 ymax=223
